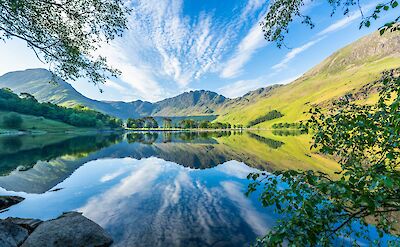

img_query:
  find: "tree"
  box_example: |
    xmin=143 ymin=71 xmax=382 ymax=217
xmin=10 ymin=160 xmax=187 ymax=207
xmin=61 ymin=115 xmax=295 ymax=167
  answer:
xmin=247 ymin=68 xmax=400 ymax=246
xmin=3 ymin=112 xmax=23 ymax=129
xmin=261 ymin=0 xmax=399 ymax=48
xmin=163 ymin=118 xmax=172 ymax=129
xmin=0 ymin=0 xmax=130 ymax=85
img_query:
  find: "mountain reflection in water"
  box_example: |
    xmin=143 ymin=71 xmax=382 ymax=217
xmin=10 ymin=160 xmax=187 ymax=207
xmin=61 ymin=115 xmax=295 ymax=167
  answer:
xmin=0 ymin=131 xmax=339 ymax=246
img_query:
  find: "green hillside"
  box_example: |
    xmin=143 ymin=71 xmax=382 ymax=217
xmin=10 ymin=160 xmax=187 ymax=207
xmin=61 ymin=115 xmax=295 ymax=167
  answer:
xmin=0 ymin=70 xmax=229 ymax=119
xmin=0 ymin=111 xmax=77 ymax=133
xmin=216 ymin=31 xmax=400 ymax=127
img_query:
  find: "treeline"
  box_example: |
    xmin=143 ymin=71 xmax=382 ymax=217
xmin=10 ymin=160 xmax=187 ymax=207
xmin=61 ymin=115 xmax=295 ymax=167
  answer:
xmin=246 ymin=110 xmax=283 ymax=127
xmin=0 ymin=88 xmax=122 ymax=128
xmin=126 ymin=117 xmax=239 ymax=129
xmin=126 ymin=117 xmax=159 ymax=128
xmin=272 ymin=122 xmax=302 ymax=129
xmin=177 ymin=119 xmax=233 ymax=129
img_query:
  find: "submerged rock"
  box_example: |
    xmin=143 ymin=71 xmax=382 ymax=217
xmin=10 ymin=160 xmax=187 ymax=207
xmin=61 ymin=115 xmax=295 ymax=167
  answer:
xmin=0 ymin=221 xmax=29 ymax=247
xmin=21 ymin=212 xmax=113 ymax=247
xmin=0 ymin=196 xmax=24 ymax=210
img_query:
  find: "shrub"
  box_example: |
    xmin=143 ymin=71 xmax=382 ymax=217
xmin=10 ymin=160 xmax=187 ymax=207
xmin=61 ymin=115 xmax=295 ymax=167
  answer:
xmin=3 ymin=113 xmax=23 ymax=129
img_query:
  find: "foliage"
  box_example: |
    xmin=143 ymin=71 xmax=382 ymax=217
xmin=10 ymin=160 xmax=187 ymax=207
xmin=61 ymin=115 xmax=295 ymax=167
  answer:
xmin=0 ymin=88 xmax=122 ymax=128
xmin=247 ymin=68 xmax=400 ymax=246
xmin=177 ymin=119 xmax=232 ymax=129
xmin=261 ymin=0 xmax=399 ymax=47
xmin=247 ymin=110 xmax=283 ymax=128
xmin=272 ymin=122 xmax=301 ymax=129
xmin=272 ymin=122 xmax=308 ymax=134
xmin=126 ymin=117 xmax=158 ymax=129
xmin=2 ymin=112 xmax=23 ymax=129
xmin=163 ymin=118 xmax=172 ymax=128
xmin=0 ymin=0 xmax=130 ymax=85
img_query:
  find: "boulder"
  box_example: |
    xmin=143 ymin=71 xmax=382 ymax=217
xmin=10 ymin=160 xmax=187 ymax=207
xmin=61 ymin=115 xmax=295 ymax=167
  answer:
xmin=0 ymin=196 xmax=24 ymax=210
xmin=0 ymin=221 xmax=29 ymax=247
xmin=4 ymin=217 xmax=43 ymax=233
xmin=21 ymin=212 xmax=113 ymax=247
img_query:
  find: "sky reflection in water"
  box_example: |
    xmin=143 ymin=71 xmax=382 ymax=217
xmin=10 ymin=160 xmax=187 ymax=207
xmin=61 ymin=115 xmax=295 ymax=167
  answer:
xmin=0 ymin=150 xmax=275 ymax=246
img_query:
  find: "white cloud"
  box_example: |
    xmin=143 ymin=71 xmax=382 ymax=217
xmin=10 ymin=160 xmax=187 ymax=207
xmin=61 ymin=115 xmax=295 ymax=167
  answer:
xmin=317 ymin=3 xmax=375 ymax=36
xmin=220 ymin=23 xmax=267 ymax=79
xmin=272 ymin=36 xmax=325 ymax=71
xmin=105 ymin=80 xmax=126 ymax=92
xmin=272 ymin=73 xmax=303 ymax=85
xmin=240 ymin=0 xmax=265 ymax=21
xmin=94 ymin=0 xmax=271 ymax=101
xmin=218 ymin=77 xmax=265 ymax=98
xmin=317 ymin=11 xmax=361 ymax=36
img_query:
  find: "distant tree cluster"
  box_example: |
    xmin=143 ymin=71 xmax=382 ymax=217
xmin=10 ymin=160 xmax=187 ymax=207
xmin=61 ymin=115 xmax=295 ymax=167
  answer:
xmin=2 ymin=112 xmax=23 ymax=129
xmin=0 ymin=88 xmax=122 ymax=128
xmin=177 ymin=120 xmax=232 ymax=129
xmin=272 ymin=122 xmax=301 ymax=129
xmin=126 ymin=117 xmax=158 ymax=129
xmin=247 ymin=110 xmax=283 ymax=128
xmin=162 ymin=118 xmax=172 ymax=128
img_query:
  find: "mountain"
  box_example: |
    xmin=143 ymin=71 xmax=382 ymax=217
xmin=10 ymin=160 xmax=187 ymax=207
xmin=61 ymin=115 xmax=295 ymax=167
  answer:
xmin=0 ymin=69 xmax=227 ymax=119
xmin=216 ymin=31 xmax=400 ymax=126
xmin=1 ymin=31 xmax=399 ymax=122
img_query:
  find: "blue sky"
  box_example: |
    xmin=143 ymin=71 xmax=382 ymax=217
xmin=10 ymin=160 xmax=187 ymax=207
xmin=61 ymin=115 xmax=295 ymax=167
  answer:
xmin=0 ymin=0 xmax=397 ymax=102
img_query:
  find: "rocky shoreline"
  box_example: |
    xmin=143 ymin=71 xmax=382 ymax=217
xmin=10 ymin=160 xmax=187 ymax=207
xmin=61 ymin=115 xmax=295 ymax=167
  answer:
xmin=1 ymin=212 xmax=113 ymax=247
xmin=0 ymin=196 xmax=113 ymax=247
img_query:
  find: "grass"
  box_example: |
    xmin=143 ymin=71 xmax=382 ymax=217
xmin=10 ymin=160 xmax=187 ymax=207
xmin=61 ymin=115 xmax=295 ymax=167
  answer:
xmin=0 ymin=110 xmax=78 ymax=133
xmin=217 ymin=57 xmax=400 ymax=128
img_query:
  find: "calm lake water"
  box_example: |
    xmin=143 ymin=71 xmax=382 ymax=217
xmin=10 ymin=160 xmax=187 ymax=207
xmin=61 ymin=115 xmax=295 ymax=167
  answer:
xmin=0 ymin=131 xmax=393 ymax=246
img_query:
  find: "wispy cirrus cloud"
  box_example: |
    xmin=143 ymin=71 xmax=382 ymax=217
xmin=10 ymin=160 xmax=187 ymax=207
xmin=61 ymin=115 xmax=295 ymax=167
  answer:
xmin=270 ymin=2 xmax=376 ymax=73
xmin=218 ymin=77 xmax=266 ymax=98
xmin=220 ymin=23 xmax=267 ymax=79
xmin=272 ymin=36 xmax=325 ymax=71
xmin=99 ymin=0 xmax=268 ymax=101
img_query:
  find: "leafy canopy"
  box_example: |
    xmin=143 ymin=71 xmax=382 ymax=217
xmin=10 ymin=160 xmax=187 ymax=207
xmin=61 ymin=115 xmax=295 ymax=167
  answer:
xmin=262 ymin=0 xmax=399 ymax=47
xmin=0 ymin=0 xmax=129 ymax=85
xmin=247 ymin=68 xmax=400 ymax=246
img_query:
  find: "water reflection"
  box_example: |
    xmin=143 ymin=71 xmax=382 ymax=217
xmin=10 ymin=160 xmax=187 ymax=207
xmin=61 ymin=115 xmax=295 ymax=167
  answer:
xmin=0 ymin=134 xmax=122 ymax=176
xmin=0 ymin=131 xmax=340 ymax=194
xmin=0 ymin=157 xmax=275 ymax=246
xmin=0 ymin=131 xmax=391 ymax=246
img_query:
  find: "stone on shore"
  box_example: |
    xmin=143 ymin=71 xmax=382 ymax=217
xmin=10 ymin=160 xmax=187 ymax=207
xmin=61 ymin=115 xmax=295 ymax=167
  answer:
xmin=0 ymin=221 xmax=29 ymax=247
xmin=21 ymin=212 xmax=113 ymax=247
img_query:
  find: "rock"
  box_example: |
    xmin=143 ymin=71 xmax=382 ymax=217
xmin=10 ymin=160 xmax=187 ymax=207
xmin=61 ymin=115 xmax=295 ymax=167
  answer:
xmin=0 ymin=221 xmax=29 ymax=247
xmin=21 ymin=212 xmax=113 ymax=247
xmin=0 ymin=196 xmax=24 ymax=210
xmin=4 ymin=217 xmax=43 ymax=233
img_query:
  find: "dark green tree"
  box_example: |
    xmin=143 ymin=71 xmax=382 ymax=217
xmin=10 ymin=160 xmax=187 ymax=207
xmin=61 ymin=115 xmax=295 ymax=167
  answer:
xmin=2 ymin=112 xmax=23 ymax=129
xmin=0 ymin=0 xmax=130 ymax=85
xmin=162 ymin=118 xmax=172 ymax=129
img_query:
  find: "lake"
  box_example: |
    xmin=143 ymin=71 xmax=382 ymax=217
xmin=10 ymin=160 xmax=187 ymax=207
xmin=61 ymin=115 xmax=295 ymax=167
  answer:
xmin=0 ymin=131 xmax=390 ymax=246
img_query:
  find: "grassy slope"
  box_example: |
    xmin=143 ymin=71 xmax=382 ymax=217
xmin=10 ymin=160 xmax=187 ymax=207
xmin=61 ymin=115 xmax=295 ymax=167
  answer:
xmin=216 ymin=32 xmax=400 ymax=127
xmin=0 ymin=111 xmax=77 ymax=133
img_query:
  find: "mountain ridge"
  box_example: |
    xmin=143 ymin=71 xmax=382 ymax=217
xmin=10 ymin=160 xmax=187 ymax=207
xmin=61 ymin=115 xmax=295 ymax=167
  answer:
xmin=0 ymin=69 xmax=239 ymax=119
xmin=1 ymin=31 xmax=399 ymax=122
